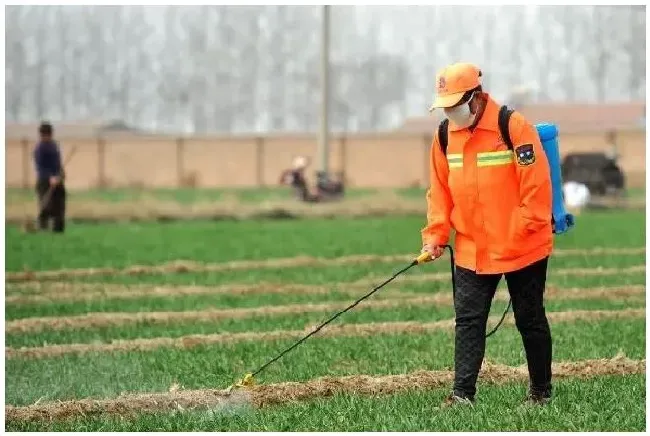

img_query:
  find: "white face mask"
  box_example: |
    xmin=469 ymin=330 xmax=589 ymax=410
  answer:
xmin=444 ymin=92 xmax=476 ymax=128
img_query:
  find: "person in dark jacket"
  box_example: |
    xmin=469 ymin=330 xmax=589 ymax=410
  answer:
xmin=33 ymin=121 xmax=66 ymax=232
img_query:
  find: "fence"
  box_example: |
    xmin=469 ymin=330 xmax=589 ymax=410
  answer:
xmin=5 ymin=129 xmax=646 ymax=190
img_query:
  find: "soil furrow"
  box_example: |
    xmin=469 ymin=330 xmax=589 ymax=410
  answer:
xmin=6 ymin=308 xmax=644 ymax=360
xmin=6 ymin=246 xmax=644 ymax=283
xmin=5 ymin=282 xmax=422 ymax=304
xmin=5 ymin=355 xmax=644 ymax=424
xmin=6 ymin=285 xmax=645 ymax=334
xmin=6 ymin=264 xmax=645 ymax=303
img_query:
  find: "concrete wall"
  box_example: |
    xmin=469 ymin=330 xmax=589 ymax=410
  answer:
xmin=6 ymin=130 xmax=645 ymax=189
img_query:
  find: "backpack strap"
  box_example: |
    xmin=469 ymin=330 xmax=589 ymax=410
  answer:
xmin=498 ymin=105 xmax=515 ymax=151
xmin=437 ymin=118 xmax=449 ymax=155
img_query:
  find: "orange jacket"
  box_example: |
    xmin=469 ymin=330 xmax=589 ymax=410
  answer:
xmin=421 ymin=94 xmax=553 ymax=274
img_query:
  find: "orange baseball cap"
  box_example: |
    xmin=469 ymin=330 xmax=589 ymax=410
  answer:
xmin=428 ymin=62 xmax=482 ymax=111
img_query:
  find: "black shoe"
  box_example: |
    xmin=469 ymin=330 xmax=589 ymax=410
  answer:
xmin=524 ymin=388 xmax=552 ymax=405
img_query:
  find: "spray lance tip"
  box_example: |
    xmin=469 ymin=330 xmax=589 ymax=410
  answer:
xmin=224 ymin=373 xmax=255 ymax=394
xmin=239 ymin=373 xmax=255 ymax=387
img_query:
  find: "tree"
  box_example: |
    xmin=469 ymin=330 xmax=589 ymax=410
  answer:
xmin=5 ymin=6 xmax=28 ymax=120
xmin=229 ymin=6 xmax=265 ymax=133
xmin=625 ymin=5 xmax=645 ymax=100
xmin=339 ymin=53 xmax=409 ymax=130
xmin=557 ymin=6 xmax=578 ymax=101
xmin=590 ymin=6 xmax=613 ymax=102
xmin=4 ymin=5 xmax=643 ymax=132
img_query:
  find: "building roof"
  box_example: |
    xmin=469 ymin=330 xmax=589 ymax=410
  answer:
xmin=399 ymin=101 xmax=646 ymax=135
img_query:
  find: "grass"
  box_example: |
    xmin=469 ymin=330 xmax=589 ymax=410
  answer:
xmin=6 ymin=296 xmax=643 ymax=348
xmin=5 ymin=210 xmax=645 ymax=272
xmin=6 ymin=186 xmax=383 ymax=204
xmin=6 ymin=185 xmax=645 ymax=202
xmin=5 ymin=271 xmax=647 ymax=302
xmin=5 ymin=187 xmax=388 ymax=208
xmin=9 ymin=374 xmax=643 ymax=432
xmin=5 ymin=318 xmax=645 ymax=406
xmin=7 ymin=265 xmax=644 ymax=293
xmin=4 ymin=208 xmax=646 ymax=430
xmin=4 ymin=261 xmax=645 ymax=320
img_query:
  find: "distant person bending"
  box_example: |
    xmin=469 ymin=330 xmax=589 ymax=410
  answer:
xmin=279 ymin=156 xmax=319 ymax=203
xmin=33 ymin=121 xmax=66 ymax=233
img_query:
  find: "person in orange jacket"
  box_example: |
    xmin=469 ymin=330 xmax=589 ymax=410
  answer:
xmin=421 ymin=62 xmax=554 ymax=406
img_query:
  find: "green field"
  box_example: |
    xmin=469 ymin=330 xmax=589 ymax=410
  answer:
xmin=6 ymin=186 xmax=425 ymax=204
xmin=5 ymin=186 xmax=647 ymax=203
xmin=4 ymin=209 xmax=646 ymax=431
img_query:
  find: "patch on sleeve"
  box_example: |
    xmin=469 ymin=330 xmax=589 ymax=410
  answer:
xmin=515 ymin=144 xmax=535 ymax=166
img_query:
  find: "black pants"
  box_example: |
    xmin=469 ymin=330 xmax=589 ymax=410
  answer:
xmin=453 ymin=257 xmax=552 ymax=399
xmin=36 ymin=179 xmax=66 ymax=232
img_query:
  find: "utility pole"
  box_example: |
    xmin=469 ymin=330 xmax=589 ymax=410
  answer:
xmin=318 ymin=5 xmax=330 ymax=176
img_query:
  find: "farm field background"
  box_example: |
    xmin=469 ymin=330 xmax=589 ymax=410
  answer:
xmin=4 ymin=209 xmax=646 ymax=431
xmin=5 ymin=186 xmax=645 ymax=225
